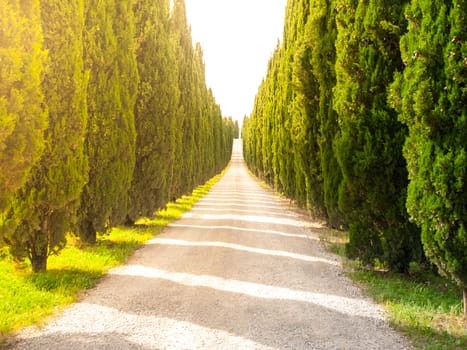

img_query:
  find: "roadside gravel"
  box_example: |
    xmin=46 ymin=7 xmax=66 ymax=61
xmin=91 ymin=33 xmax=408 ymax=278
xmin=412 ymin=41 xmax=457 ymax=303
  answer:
xmin=8 ymin=140 xmax=412 ymax=349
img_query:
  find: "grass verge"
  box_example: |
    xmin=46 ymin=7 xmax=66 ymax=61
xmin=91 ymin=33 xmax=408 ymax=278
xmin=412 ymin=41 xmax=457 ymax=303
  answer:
xmin=0 ymin=171 xmax=224 ymax=342
xmin=320 ymin=231 xmax=466 ymax=350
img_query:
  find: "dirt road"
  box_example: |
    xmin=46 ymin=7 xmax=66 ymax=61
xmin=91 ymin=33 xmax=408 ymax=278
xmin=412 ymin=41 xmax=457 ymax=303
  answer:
xmin=11 ymin=140 xmax=411 ymax=349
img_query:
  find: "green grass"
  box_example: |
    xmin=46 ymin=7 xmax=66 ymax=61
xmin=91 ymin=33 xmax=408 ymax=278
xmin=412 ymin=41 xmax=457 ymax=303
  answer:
xmin=319 ymin=230 xmax=466 ymax=350
xmin=0 ymin=172 xmax=224 ymax=341
xmin=319 ymin=228 xmax=349 ymax=256
xmin=351 ymin=269 xmax=466 ymax=349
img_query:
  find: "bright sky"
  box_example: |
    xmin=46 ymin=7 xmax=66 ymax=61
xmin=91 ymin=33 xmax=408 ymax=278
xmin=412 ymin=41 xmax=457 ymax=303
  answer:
xmin=185 ymin=0 xmax=287 ymax=122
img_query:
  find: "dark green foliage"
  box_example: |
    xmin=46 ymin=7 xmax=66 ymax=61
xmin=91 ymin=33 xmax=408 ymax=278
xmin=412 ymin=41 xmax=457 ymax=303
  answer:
xmin=0 ymin=0 xmax=47 ymax=220
xmin=391 ymin=0 xmax=466 ymax=312
xmin=308 ymin=0 xmax=343 ymax=227
xmin=78 ymin=0 xmax=138 ymax=243
xmin=243 ymin=0 xmax=432 ymax=274
xmin=4 ymin=0 xmax=88 ymax=272
xmin=290 ymin=0 xmax=324 ymax=213
xmin=333 ymin=0 xmax=421 ymax=272
xmin=127 ymin=0 xmax=178 ymax=222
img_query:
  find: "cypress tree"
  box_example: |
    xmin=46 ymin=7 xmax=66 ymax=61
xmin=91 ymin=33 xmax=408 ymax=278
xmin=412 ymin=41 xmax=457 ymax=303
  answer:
xmin=5 ymin=0 xmax=88 ymax=272
xmin=234 ymin=120 xmax=240 ymax=139
xmin=262 ymin=48 xmax=281 ymax=184
xmin=79 ymin=0 xmax=138 ymax=243
xmin=308 ymin=0 xmax=343 ymax=227
xmin=290 ymin=0 xmax=325 ymax=214
xmin=170 ymin=0 xmax=193 ymax=199
xmin=334 ymin=0 xmax=421 ymax=271
xmin=391 ymin=0 xmax=466 ymax=316
xmin=205 ymin=89 xmax=219 ymax=176
xmin=275 ymin=3 xmax=296 ymax=199
xmin=127 ymin=0 xmax=178 ymax=222
xmin=248 ymin=77 xmax=265 ymax=178
xmin=0 ymin=0 xmax=47 ymax=228
xmin=170 ymin=0 xmax=231 ymax=197
xmin=192 ymin=43 xmax=207 ymax=185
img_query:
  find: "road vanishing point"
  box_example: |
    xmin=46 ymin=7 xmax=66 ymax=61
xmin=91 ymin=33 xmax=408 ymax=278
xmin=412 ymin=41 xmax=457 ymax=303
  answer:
xmin=11 ymin=140 xmax=411 ymax=350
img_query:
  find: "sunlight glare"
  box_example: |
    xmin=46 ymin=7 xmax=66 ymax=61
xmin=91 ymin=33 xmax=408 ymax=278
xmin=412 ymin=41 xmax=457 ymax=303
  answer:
xmin=152 ymin=238 xmax=339 ymax=266
xmin=35 ymin=303 xmax=277 ymax=350
xmin=169 ymin=223 xmax=313 ymax=240
xmin=183 ymin=213 xmax=307 ymax=228
xmin=111 ymin=265 xmax=384 ymax=320
xmin=185 ymin=0 xmax=288 ymax=120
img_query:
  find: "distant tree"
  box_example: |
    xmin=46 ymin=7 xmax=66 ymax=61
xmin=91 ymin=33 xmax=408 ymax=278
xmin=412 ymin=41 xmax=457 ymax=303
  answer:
xmin=128 ymin=0 xmax=231 ymax=219
xmin=79 ymin=0 xmax=138 ymax=243
xmin=191 ymin=43 xmax=209 ymax=185
xmin=0 ymin=0 xmax=47 ymax=228
xmin=391 ymin=0 xmax=466 ymax=316
xmin=4 ymin=0 xmax=88 ymax=272
xmin=247 ymin=76 xmax=265 ymax=178
xmin=262 ymin=47 xmax=281 ymax=185
xmin=234 ymin=120 xmax=240 ymax=139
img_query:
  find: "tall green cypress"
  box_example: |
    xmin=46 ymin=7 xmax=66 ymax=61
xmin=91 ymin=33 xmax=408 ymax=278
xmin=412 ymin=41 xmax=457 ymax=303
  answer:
xmin=245 ymin=0 xmax=328 ymax=215
xmin=391 ymin=0 xmax=466 ymax=316
xmin=262 ymin=48 xmax=281 ymax=184
xmin=192 ymin=43 xmax=207 ymax=185
xmin=127 ymin=0 xmax=178 ymax=222
xmin=274 ymin=1 xmax=297 ymax=199
xmin=0 ymin=0 xmax=47 ymax=226
xmin=171 ymin=0 xmax=200 ymax=197
xmin=170 ymin=0 xmax=190 ymax=198
xmin=248 ymin=76 xmax=265 ymax=177
xmin=233 ymin=120 xmax=240 ymax=139
xmin=308 ymin=0 xmax=343 ymax=227
xmin=5 ymin=0 xmax=88 ymax=272
xmin=205 ymin=89 xmax=218 ymax=176
xmin=334 ymin=0 xmax=421 ymax=271
xmin=79 ymin=0 xmax=138 ymax=243
xmin=290 ymin=0 xmax=325 ymax=213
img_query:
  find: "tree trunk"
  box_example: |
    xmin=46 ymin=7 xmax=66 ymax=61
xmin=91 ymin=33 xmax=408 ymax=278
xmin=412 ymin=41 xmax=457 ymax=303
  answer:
xmin=31 ymin=250 xmax=47 ymax=273
xmin=464 ymin=287 xmax=466 ymax=320
xmin=124 ymin=215 xmax=135 ymax=227
xmin=29 ymin=230 xmax=49 ymax=273
xmin=80 ymin=219 xmax=97 ymax=245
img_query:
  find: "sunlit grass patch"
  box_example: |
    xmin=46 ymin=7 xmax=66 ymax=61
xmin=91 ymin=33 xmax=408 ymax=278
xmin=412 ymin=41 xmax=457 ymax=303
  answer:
xmin=318 ymin=227 xmax=466 ymax=350
xmin=0 ymin=171 xmax=225 ymax=341
xmin=140 ymin=173 xmax=223 ymax=226
xmin=351 ymin=270 xmax=465 ymax=349
xmin=319 ymin=228 xmax=348 ymax=256
xmin=0 ymin=257 xmax=65 ymax=339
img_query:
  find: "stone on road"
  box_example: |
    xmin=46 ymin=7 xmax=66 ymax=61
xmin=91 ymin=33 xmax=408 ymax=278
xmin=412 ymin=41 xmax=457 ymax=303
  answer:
xmin=11 ymin=140 xmax=411 ymax=349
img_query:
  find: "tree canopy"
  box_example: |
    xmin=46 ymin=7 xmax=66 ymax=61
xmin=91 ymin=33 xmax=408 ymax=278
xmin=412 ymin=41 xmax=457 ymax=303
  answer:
xmin=243 ymin=0 xmax=465 ymax=299
xmin=0 ymin=0 xmax=234 ymax=271
xmin=0 ymin=0 xmax=47 ymax=224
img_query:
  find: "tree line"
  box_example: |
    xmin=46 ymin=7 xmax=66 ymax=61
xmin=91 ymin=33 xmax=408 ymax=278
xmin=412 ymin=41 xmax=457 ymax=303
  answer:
xmin=242 ymin=0 xmax=466 ymax=315
xmin=0 ymin=0 xmax=235 ymax=272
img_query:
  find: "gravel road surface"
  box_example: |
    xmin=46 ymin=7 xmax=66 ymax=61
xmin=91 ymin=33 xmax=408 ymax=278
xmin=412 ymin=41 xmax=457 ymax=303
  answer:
xmin=10 ymin=140 xmax=411 ymax=349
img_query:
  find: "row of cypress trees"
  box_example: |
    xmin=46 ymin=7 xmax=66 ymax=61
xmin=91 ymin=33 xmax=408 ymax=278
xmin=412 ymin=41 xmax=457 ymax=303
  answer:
xmin=242 ymin=0 xmax=465 ymax=313
xmin=0 ymin=0 xmax=235 ymax=272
